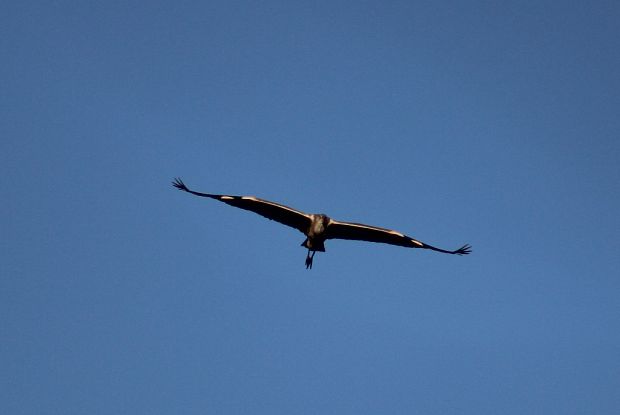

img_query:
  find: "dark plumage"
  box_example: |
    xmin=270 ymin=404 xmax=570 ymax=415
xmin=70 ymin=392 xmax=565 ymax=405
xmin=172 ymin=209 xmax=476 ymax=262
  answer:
xmin=172 ymin=178 xmax=471 ymax=269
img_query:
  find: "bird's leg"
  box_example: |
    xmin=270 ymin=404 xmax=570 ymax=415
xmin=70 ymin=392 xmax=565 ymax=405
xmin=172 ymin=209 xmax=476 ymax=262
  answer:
xmin=305 ymin=250 xmax=315 ymax=269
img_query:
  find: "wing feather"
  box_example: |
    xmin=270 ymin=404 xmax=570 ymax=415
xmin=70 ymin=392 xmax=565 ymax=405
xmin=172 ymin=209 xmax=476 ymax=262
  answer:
xmin=326 ymin=220 xmax=424 ymax=248
xmin=172 ymin=178 xmax=311 ymax=233
xmin=326 ymin=219 xmax=471 ymax=255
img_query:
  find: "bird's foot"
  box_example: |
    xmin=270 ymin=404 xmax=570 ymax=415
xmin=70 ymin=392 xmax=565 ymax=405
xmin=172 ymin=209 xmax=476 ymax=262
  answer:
xmin=305 ymin=251 xmax=315 ymax=269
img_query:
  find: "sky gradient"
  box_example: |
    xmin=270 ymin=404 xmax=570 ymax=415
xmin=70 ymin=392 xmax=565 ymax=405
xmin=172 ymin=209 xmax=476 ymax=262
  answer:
xmin=2 ymin=1 xmax=619 ymax=414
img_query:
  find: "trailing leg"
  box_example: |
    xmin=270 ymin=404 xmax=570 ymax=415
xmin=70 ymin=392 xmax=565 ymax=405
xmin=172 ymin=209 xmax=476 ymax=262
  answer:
xmin=305 ymin=250 xmax=315 ymax=269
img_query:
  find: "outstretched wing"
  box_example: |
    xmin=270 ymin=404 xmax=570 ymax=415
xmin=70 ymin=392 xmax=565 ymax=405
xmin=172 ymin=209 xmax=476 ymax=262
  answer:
xmin=325 ymin=219 xmax=471 ymax=255
xmin=172 ymin=178 xmax=311 ymax=234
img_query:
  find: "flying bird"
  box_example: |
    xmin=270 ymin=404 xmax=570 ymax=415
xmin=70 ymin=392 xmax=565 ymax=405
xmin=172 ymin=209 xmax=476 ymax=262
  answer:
xmin=172 ymin=178 xmax=471 ymax=269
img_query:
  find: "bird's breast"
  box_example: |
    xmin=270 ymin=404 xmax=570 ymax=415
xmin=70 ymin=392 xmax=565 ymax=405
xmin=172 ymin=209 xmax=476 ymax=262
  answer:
xmin=308 ymin=214 xmax=327 ymax=237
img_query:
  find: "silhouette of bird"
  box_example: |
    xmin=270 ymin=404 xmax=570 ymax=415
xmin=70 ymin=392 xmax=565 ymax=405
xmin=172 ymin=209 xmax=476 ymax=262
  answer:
xmin=172 ymin=178 xmax=471 ymax=269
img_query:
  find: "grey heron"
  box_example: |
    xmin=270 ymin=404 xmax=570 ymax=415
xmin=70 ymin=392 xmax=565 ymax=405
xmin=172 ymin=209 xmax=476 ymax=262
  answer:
xmin=172 ymin=178 xmax=471 ymax=269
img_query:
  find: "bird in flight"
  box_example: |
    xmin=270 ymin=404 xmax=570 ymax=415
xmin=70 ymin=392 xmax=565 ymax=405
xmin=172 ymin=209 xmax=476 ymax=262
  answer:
xmin=172 ymin=178 xmax=471 ymax=269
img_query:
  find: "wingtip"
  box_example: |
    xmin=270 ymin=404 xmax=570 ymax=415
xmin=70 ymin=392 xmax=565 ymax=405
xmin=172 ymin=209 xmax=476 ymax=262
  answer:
xmin=455 ymin=244 xmax=472 ymax=255
xmin=172 ymin=177 xmax=188 ymax=191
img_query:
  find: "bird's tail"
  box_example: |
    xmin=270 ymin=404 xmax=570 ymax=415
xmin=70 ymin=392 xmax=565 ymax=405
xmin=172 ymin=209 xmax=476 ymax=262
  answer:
xmin=301 ymin=238 xmax=326 ymax=252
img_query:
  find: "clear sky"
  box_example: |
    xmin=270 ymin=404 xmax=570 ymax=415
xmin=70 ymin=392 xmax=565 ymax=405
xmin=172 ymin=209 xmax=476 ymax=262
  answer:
xmin=2 ymin=1 xmax=619 ymax=414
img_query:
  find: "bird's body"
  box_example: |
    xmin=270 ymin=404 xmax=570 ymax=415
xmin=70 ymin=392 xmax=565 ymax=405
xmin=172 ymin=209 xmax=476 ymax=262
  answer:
xmin=303 ymin=214 xmax=329 ymax=251
xmin=172 ymin=178 xmax=471 ymax=269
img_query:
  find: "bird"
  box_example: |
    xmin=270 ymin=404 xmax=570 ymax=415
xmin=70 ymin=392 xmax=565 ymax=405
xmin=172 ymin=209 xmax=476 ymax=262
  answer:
xmin=172 ymin=178 xmax=471 ymax=269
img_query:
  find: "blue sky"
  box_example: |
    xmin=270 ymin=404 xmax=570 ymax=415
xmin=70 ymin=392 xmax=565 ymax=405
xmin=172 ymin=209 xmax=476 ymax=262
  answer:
xmin=2 ymin=1 xmax=619 ymax=413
